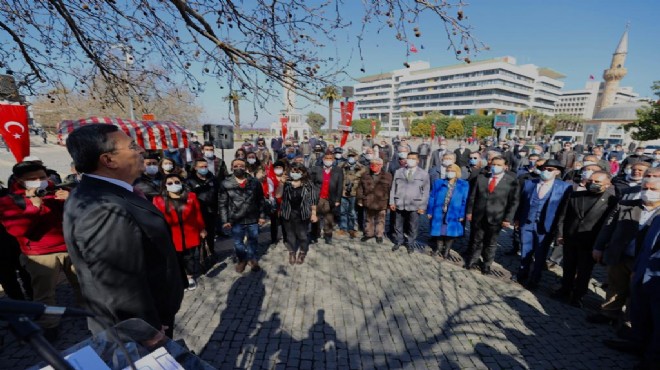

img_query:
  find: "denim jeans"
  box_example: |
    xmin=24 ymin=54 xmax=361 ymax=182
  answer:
xmin=339 ymin=196 xmax=357 ymax=231
xmin=231 ymin=223 xmax=259 ymax=261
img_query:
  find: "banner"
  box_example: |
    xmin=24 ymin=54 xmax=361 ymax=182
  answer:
xmin=430 ymin=124 xmax=436 ymax=140
xmin=0 ymin=104 xmax=30 ymax=162
xmin=371 ymin=120 xmax=376 ymax=138
xmin=279 ymin=116 xmax=288 ymax=139
xmin=339 ymin=101 xmax=354 ymax=147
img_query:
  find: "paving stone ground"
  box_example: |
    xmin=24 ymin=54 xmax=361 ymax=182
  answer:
xmin=0 ymin=139 xmax=635 ymax=369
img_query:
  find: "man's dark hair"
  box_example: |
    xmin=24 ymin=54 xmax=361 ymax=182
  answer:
xmin=66 ymin=124 xmax=119 ymax=173
xmin=13 ymin=161 xmax=47 ymax=177
xmin=193 ymin=159 xmax=208 ymax=167
xmin=491 ymin=156 xmax=508 ymax=165
xmin=288 ymin=162 xmax=310 ymax=182
xmin=407 ymin=151 xmax=420 ymax=158
xmin=203 ymin=142 xmax=214 ymax=148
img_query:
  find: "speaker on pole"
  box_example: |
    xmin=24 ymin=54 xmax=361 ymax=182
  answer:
xmin=202 ymin=124 xmax=234 ymax=149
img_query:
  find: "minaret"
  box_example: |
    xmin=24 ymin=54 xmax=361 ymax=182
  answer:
xmin=282 ymin=63 xmax=296 ymax=114
xmin=597 ymin=26 xmax=629 ymax=111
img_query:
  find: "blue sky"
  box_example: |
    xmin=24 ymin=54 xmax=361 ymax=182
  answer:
xmin=198 ymin=0 xmax=660 ymax=128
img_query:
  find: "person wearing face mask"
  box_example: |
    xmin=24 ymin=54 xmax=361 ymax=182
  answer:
xmin=357 ymin=158 xmax=392 ymax=244
xmin=416 ymin=138 xmax=431 ymax=169
xmin=426 ymin=164 xmax=468 ymax=258
xmin=429 ymin=140 xmax=450 ymax=169
xmin=186 ymin=159 xmax=220 ymax=263
xmin=0 ymin=161 xmax=81 ymax=341
xmin=514 ymin=159 xmax=572 ymax=288
xmin=309 ymin=153 xmax=344 ymax=245
xmin=359 ymin=147 xmax=375 ymax=167
xmin=162 ymin=146 xmax=184 ymax=168
xmin=465 ymin=157 xmax=519 ymax=274
xmin=612 ymin=161 xmax=650 ymax=198
xmin=388 ymin=146 xmax=410 ymax=176
xmin=553 ymin=171 xmax=617 ymax=307
xmin=271 ymin=135 xmax=283 ymax=158
xmin=333 ymin=147 xmax=346 ymax=166
xmin=389 ymin=152 xmax=430 ymax=254
xmin=620 ymin=146 xmax=652 ymax=171
xmin=298 ymin=136 xmax=312 ymax=166
xmin=278 ymin=163 xmax=318 ymax=265
xmin=567 ymin=163 xmax=604 ymax=192
xmin=464 ymin=152 xmax=484 ymax=183
xmin=607 ymin=153 xmax=620 ymax=176
xmin=429 ymin=153 xmax=456 ymax=183
xmin=591 ymin=146 xmax=612 ymax=173
xmin=153 ymin=174 xmax=206 ymax=291
xmin=309 ymin=144 xmax=325 ymax=168
xmin=516 ymin=153 xmax=540 ymax=179
xmin=608 ymin=145 xmax=625 ymax=162
xmin=379 ymin=140 xmax=392 ymax=167
xmin=454 ymin=142 xmax=472 ymax=168
xmin=245 ymin=152 xmax=264 ymax=180
xmin=620 ymin=167 xmax=660 ymax=201
xmin=159 ymin=157 xmax=187 ymax=179
xmin=134 ymin=153 xmax=163 ymax=200
xmin=555 ymin=142 xmax=576 ymax=172
xmin=270 ymin=161 xmax=288 ymax=246
xmin=202 ymin=142 xmax=227 ymax=180
xmin=219 ymin=159 xmax=267 ymax=273
xmin=589 ymin=178 xmax=660 ymax=329
xmin=337 ymin=151 xmax=366 ymax=239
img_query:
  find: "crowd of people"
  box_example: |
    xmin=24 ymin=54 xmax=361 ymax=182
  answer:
xmin=0 ymin=125 xmax=659 ymax=369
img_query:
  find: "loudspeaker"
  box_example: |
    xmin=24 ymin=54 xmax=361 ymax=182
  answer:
xmin=202 ymin=124 xmax=234 ymax=149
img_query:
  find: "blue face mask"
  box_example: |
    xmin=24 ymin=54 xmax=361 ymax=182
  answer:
xmin=287 ymin=153 xmax=296 ymax=160
xmin=529 ymin=160 xmax=537 ymax=167
xmin=491 ymin=165 xmax=504 ymax=175
xmin=197 ymin=168 xmax=209 ymax=176
xmin=469 ymin=158 xmax=478 ymax=166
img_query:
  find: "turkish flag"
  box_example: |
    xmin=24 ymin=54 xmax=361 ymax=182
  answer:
xmin=0 ymin=104 xmax=30 ymax=162
xmin=371 ymin=120 xmax=376 ymax=138
xmin=280 ymin=116 xmax=288 ymax=139
xmin=340 ymin=101 xmax=354 ymax=147
xmin=430 ymin=124 xmax=436 ymax=140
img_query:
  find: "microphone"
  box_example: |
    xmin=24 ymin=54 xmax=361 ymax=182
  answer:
xmin=0 ymin=299 xmax=94 ymax=319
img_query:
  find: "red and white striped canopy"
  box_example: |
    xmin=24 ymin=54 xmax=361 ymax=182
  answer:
xmin=58 ymin=116 xmax=189 ymax=150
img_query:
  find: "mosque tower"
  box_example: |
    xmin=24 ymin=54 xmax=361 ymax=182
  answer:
xmin=597 ymin=26 xmax=629 ymax=112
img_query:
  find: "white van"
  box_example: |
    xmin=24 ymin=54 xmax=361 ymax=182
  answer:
xmin=551 ymin=131 xmax=584 ymax=144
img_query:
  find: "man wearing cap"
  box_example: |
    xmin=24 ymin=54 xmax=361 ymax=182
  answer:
xmin=21 ymin=155 xmax=62 ymax=185
xmin=357 ymin=158 xmax=392 ymax=244
xmin=514 ymin=159 xmax=572 ymax=289
xmin=337 ymin=150 xmax=365 ymax=239
xmin=310 ymin=152 xmax=344 ymax=244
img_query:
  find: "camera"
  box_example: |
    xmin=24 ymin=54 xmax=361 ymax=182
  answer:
xmin=344 ymin=182 xmax=353 ymax=197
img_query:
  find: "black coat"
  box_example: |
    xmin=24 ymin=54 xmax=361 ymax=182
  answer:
xmin=186 ymin=174 xmax=219 ymax=216
xmin=467 ymin=172 xmax=519 ymax=225
xmin=218 ymin=176 xmax=265 ymax=225
xmin=556 ymin=188 xmax=618 ymax=244
xmin=133 ymin=173 xmax=161 ymax=200
xmin=63 ymin=176 xmax=184 ymax=332
xmin=310 ymin=166 xmax=344 ymax=206
xmin=454 ymin=148 xmax=472 ymax=168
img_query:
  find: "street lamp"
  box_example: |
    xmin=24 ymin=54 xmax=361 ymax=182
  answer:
xmin=110 ymin=43 xmax=135 ymax=120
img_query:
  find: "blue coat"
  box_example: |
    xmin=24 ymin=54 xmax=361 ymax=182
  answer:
xmin=516 ymin=178 xmax=572 ymax=234
xmin=426 ymin=179 xmax=469 ymax=237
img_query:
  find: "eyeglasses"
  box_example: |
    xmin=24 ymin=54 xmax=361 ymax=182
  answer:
xmin=166 ymin=181 xmax=182 ymax=185
xmin=108 ymin=141 xmax=141 ymax=153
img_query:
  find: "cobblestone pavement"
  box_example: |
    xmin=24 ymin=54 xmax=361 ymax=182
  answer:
xmin=0 ymin=140 xmax=635 ymax=369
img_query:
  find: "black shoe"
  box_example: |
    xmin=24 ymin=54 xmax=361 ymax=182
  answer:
xmin=324 ymin=237 xmax=333 ymax=245
xmin=429 ymin=249 xmax=439 ymax=257
xmin=481 ymin=267 xmax=492 ymax=275
xmin=360 ymin=236 xmax=372 ymax=242
xmin=407 ymin=247 xmax=414 ymax=254
xmin=504 ymin=249 xmax=519 ymax=256
xmin=603 ymin=339 xmax=643 ymax=355
xmin=376 ymin=237 xmax=383 ymax=244
xmin=391 ymin=244 xmax=401 ymax=252
xmin=586 ymin=313 xmax=618 ymax=325
xmin=310 ymin=238 xmax=318 ymax=244
xmin=464 ymin=263 xmax=478 ymax=270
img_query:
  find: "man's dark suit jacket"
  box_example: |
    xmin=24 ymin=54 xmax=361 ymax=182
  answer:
xmin=310 ymin=165 xmax=344 ymax=206
xmin=467 ymin=172 xmax=519 ymax=226
xmin=556 ymin=188 xmax=618 ymax=245
xmin=63 ymin=175 xmax=184 ymax=333
xmin=454 ymin=148 xmax=472 ymax=168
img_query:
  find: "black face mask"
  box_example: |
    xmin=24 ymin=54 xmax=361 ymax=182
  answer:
xmin=233 ymin=169 xmax=246 ymax=178
xmin=587 ymin=182 xmax=603 ymax=193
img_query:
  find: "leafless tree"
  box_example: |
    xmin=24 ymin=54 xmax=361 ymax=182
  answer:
xmin=0 ymin=0 xmax=484 ymax=118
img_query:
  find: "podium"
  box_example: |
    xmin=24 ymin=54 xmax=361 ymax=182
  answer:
xmin=28 ymin=319 xmax=215 ymax=370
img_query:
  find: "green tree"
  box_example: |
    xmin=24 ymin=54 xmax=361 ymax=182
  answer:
xmin=306 ymin=112 xmax=326 ymax=134
xmin=410 ymin=121 xmax=432 ymax=137
xmin=552 ymin=113 xmax=584 ymax=131
xmin=445 ymin=120 xmax=465 ymax=138
xmin=462 ymin=114 xmax=493 ymax=137
xmin=476 ymin=127 xmax=492 ymax=139
xmin=519 ymin=109 xmax=549 ymax=138
xmin=352 ymin=119 xmax=381 ymax=135
xmin=321 ymin=86 xmax=341 ymax=131
xmin=625 ymin=81 xmax=660 ymax=141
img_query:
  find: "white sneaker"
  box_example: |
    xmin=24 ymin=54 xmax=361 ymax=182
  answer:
xmin=187 ymin=278 xmax=197 ymax=291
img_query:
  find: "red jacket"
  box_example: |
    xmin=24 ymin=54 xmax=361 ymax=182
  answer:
xmin=153 ymin=192 xmax=205 ymax=252
xmin=0 ymin=186 xmax=67 ymax=255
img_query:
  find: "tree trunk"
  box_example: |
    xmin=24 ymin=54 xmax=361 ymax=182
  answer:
xmin=328 ymin=98 xmax=334 ymax=132
xmin=233 ymin=99 xmax=240 ymax=129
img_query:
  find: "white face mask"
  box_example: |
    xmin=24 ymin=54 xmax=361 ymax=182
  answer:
xmin=365 ymin=154 xmax=373 ymax=160
xmin=641 ymin=190 xmax=660 ymax=203
xmin=166 ymin=183 xmax=183 ymax=193
xmin=335 ymin=153 xmax=342 ymax=159
xmin=581 ymin=170 xmax=594 ymax=181
xmin=162 ymin=164 xmax=174 ymax=172
xmin=439 ymin=145 xmax=447 ymax=150
xmin=406 ymin=159 xmax=418 ymax=168
xmin=519 ymin=152 xmax=527 ymax=157
xmin=583 ymin=161 xmax=596 ymax=166
xmin=290 ymin=172 xmax=302 ymax=180
xmin=398 ymin=152 xmax=408 ymax=159
xmin=24 ymin=180 xmax=48 ymax=190
xmin=347 ymin=157 xmax=356 ymax=164
xmin=274 ymin=168 xmax=284 ymax=176
xmin=446 ymin=172 xmax=457 ymax=179
xmin=204 ymin=151 xmax=214 ymax=158
xmin=247 ymin=158 xmax=256 ymax=164
xmin=442 ymin=160 xmax=454 ymax=167
xmin=323 ymin=160 xmax=334 ymax=167
xmin=145 ymin=165 xmax=159 ymax=175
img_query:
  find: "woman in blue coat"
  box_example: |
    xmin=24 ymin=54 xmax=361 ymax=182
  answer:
xmin=426 ymin=164 xmax=469 ymax=258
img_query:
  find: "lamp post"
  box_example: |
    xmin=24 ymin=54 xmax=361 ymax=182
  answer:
xmin=110 ymin=44 xmax=135 ymax=120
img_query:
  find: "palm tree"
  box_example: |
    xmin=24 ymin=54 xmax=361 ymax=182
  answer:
xmin=320 ymin=86 xmax=340 ymax=132
xmin=223 ymin=91 xmax=243 ymax=130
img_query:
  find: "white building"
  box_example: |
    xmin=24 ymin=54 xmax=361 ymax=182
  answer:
xmin=555 ymin=80 xmax=639 ymax=120
xmin=353 ymin=57 xmax=565 ymax=137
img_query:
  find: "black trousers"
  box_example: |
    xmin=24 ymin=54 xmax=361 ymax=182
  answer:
xmin=394 ymin=210 xmax=419 ymax=247
xmin=468 ymin=218 xmax=502 ymax=268
xmin=560 ymin=241 xmax=595 ymax=298
xmin=202 ymin=212 xmax=217 ymax=246
xmin=0 ymin=230 xmax=32 ymax=300
xmin=283 ymin=216 xmax=310 ymax=253
xmin=177 ymin=248 xmax=199 ymax=278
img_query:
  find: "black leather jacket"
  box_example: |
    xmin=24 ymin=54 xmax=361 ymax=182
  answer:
xmin=218 ymin=176 xmax=265 ymax=225
xmin=186 ymin=174 xmax=219 ymax=216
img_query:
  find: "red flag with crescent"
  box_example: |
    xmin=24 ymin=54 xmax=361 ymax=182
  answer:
xmin=430 ymin=124 xmax=436 ymax=140
xmin=0 ymin=104 xmax=30 ymax=162
xmin=371 ymin=120 xmax=376 ymax=138
xmin=280 ymin=116 xmax=288 ymax=139
xmin=340 ymin=101 xmax=354 ymax=147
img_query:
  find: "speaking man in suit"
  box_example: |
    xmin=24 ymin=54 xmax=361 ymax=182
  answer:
xmin=465 ymin=156 xmax=519 ymax=274
xmin=515 ymin=159 xmax=572 ymax=289
xmin=63 ymin=124 xmax=184 ymax=339
xmin=554 ymin=171 xmax=618 ymax=307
